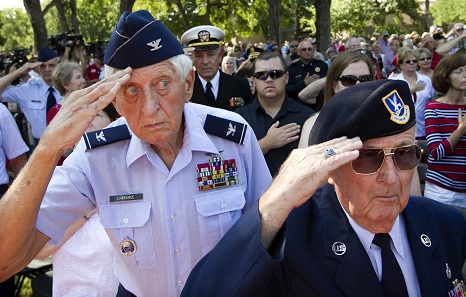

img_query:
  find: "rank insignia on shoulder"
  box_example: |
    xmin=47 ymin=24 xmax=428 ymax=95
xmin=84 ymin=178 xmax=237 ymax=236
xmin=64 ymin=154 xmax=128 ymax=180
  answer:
xmin=229 ymin=97 xmax=244 ymax=107
xmin=204 ymin=114 xmax=247 ymax=145
xmin=448 ymin=279 xmax=465 ymax=297
xmin=196 ymin=152 xmax=239 ymax=191
xmin=84 ymin=124 xmax=131 ymax=150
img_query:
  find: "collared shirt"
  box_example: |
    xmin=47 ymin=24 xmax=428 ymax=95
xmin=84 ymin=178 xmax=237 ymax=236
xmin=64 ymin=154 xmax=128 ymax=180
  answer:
xmin=344 ymin=208 xmax=422 ymax=297
xmin=2 ymin=78 xmax=61 ymax=139
xmin=36 ymin=102 xmax=272 ymax=297
xmin=198 ymin=70 xmax=220 ymax=100
xmin=0 ymin=104 xmax=29 ymax=185
xmin=286 ymin=59 xmax=328 ymax=100
xmin=235 ymin=97 xmax=313 ymax=176
xmin=389 ymin=72 xmax=434 ymax=138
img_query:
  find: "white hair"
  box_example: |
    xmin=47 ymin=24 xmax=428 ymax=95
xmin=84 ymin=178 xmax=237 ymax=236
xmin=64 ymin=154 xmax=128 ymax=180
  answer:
xmin=104 ymin=54 xmax=193 ymax=81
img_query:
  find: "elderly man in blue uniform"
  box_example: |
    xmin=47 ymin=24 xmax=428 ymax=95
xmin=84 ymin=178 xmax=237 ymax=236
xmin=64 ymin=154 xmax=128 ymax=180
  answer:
xmin=0 ymin=47 xmax=61 ymax=145
xmin=0 ymin=10 xmax=271 ymax=297
xmin=181 ymin=80 xmax=466 ymax=297
xmin=181 ymin=25 xmax=253 ymax=111
xmin=286 ymin=39 xmax=328 ymax=102
xmin=235 ymin=51 xmax=313 ymax=176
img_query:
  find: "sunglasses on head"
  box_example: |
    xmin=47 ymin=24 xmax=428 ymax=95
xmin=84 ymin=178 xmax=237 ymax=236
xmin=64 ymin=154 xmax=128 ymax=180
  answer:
xmin=253 ymin=70 xmax=287 ymax=81
xmin=352 ymin=144 xmax=422 ymax=175
xmin=419 ymin=57 xmax=432 ymax=62
xmin=404 ymin=59 xmax=417 ymax=64
xmin=338 ymin=75 xmax=373 ymax=86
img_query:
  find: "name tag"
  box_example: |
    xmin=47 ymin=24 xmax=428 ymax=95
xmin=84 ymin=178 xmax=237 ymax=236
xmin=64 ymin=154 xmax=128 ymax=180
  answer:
xmin=109 ymin=193 xmax=143 ymax=203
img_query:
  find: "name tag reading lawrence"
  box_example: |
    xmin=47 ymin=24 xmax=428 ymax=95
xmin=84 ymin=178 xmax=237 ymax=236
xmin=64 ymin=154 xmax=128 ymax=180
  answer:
xmin=110 ymin=193 xmax=143 ymax=203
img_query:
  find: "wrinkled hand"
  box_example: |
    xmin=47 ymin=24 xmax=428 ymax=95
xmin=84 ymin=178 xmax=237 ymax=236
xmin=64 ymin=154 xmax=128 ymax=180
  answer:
xmin=41 ymin=67 xmax=132 ymax=153
xmin=265 ymin=121 xmax=300 ymax=149
xmin=266 ymin=136 xmax=362 ymax=210
xmin=304 ymin=73 xmax=319 ymax=86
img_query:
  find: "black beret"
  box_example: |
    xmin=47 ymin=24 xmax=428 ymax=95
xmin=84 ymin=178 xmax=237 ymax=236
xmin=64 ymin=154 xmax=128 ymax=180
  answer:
xmin=38 ymin=46 xmax=58 ymax=62
xmin=308 ymin=80 xmax=416 ymax=145
xmin=104 ymin=10 xmax=184 ymax=69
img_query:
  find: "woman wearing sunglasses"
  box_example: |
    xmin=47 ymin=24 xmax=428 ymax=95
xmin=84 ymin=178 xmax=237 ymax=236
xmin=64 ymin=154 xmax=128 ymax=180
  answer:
xmin=389 ymin=47 xmax=434 ymax=140
xmin=424 ymin=54 xmax=466 ymax=218
xmin=416 ymin=48 xmax=434 ymax=79
xmin=299 ymin=50 xmax=423 ymax=196
xmin=298 ymin=51 xmax=375 ymax=149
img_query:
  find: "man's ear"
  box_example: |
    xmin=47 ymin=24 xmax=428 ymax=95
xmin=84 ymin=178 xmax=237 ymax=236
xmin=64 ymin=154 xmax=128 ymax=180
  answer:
xmin=185 ymin=69 xmax=195 ymax=103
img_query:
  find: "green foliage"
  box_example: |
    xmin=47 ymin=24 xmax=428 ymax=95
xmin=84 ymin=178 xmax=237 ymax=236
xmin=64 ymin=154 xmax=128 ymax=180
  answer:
xmin=0 ymin=8 xmax=34 ymax=53
xmin=430 ymin=0 xmax=466 ymax=29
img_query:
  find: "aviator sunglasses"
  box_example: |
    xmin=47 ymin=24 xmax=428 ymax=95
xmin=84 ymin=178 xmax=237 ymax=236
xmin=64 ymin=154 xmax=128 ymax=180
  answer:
xmin=338 ymin=74 xmax=373 ymax=87
xmin=352 ymin=144 xmax=422 ymax=175
xmin=253 ymin=70 xmax=287 ymax=81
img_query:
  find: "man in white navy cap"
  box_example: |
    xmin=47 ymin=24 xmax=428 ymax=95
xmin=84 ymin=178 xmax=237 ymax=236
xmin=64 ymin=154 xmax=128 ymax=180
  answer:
xmin=0 ymin=46 xmax=61 ymax=145
xmin=181 ymin=25 xmax=253 ymax=111
xmin=0 ymin=10 xmax=271 ymax=297
xmin=182 ymin=80 xmax=466 ymax=297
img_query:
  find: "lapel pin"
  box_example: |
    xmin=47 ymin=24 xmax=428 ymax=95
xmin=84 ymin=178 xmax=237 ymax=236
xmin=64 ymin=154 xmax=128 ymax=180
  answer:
xmin=332 ymin=242 xmax=346 ymax=256
xmin=420 ymin=234 xmax=431 ymax=247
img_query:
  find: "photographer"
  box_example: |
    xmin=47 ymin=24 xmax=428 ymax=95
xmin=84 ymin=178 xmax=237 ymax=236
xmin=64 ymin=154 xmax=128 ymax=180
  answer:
xmin=62 ymin=34 xmax=87 ymax=76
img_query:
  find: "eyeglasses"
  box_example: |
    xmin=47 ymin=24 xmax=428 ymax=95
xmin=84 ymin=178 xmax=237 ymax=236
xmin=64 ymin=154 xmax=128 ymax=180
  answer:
xmin=418 ymin=57 xmax=432 ymax=62
xmin=253 ymin=70 xmax=287 ymax=80
xmin=457 ymin=28 xmax=464 ymax=32
xmin=349 ymin=44 xmax=362 ymax=50
xmin=452 ymin=68 xmax=466 ymax=75
xmin=290 ymin=45 xmax=297 ymax=48
xmin=404 ymin=59 xmax=417 ymax=64
xmin=338 ymin=75 xmax=373 ymax=86
xmin=300 ymin=47 xmax=314 ymax=52
xmin=352 ymin=144 xmax=422 ymax=175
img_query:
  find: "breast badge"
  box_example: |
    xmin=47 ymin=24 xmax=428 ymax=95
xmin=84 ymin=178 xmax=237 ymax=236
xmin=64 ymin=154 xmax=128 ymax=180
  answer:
xmin=120 ymin=237 xmax=137 ymax=256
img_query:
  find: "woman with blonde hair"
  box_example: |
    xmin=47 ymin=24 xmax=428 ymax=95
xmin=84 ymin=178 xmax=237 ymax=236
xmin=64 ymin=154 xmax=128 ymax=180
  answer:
xmin=221 ymin=55 xmax=237 ymax=75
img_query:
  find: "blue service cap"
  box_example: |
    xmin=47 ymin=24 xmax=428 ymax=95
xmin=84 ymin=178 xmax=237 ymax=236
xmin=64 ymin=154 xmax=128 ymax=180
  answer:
xmin=308 ymin=80 xmax=416 ymax=145
xmin=38 ymin=46 xmax=58 ymax=62
xmin=104 ymin=10 xmax=184 ymax=69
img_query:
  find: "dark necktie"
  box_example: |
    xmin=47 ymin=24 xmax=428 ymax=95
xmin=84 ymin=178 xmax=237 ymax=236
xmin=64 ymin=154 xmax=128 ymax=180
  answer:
xmin=205 ymin=81 xmax=215 ymax=106
xmin=372 ymin=233 xmax=409 ymax=297
xmin=47 ymin=87 xmax=56 ymax=113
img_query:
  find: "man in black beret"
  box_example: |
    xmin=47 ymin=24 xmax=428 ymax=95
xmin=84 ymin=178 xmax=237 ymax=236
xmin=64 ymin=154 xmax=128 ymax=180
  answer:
xmin=182 ymin=79 xmax=466 ymax=297
xmin=181 ymin=25 xmax=253 ymax=111
xmin=0 ymin=10 xmax=271 ymax=297
xmin=0 ymin=46 xmax=61 ymax=145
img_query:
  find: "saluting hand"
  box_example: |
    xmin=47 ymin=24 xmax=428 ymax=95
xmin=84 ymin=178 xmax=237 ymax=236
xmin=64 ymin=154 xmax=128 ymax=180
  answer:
xmin=41 ymin=67 xmax=132 ymax=154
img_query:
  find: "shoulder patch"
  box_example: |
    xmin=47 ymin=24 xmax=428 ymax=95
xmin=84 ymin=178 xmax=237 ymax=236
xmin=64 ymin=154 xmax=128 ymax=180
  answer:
xmin=84 ymin=124 xmax=131 ymax=150
xmin=204 ymin=114 xmax=247 ymax=145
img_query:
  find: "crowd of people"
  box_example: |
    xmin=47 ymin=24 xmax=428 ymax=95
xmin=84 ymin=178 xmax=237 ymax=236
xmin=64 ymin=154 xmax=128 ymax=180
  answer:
xmin=0 ymin=10 xmax=465 ymax=297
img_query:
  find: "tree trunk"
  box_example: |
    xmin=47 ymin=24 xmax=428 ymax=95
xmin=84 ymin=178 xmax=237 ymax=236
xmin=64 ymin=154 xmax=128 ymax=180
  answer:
xmin=119 ymin=0 xmax=137 ymax=16
xmin=267 ymin=0 xmax=281 ymax=44
xmin=23 ymin=0 xmax=48 ymax=51
xmin=174 ymin=0 xmax=191 ymax=30
xmin=53 ymin=0 xmax=70 ymax=33
xmin=314 ymin=0 xmax=331 ymax=54
xmin=70 ymin=0 xmax=80 ymax=33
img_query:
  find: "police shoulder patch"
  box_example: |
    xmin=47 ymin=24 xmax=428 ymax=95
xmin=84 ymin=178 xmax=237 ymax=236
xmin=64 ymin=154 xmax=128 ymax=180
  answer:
xmin=203 ymin=114 xmax=247 ymax=145
xmin=84 ymin=124 xmax=131 ymax=150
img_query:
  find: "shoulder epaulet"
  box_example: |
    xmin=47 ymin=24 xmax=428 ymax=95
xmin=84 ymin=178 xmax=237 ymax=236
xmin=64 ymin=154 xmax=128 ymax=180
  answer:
xmin=203 ymin=114 xmax=247 ymax=145
xmin=84 ymin=124 xmax=131 ymax=150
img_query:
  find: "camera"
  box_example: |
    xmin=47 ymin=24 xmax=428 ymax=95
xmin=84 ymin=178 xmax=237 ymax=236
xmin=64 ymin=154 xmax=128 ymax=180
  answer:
xmin=84 ymin=41 xmax=107 ymax=60
xmin=0 ymin=48 xmax=29 ymax=81
xmin=48 ymin=29 xmax=85 ymax=57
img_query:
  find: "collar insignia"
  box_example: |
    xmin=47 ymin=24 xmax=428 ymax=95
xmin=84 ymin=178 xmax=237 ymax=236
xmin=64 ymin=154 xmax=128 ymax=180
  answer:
xmin=147 ymin=39 xmax=162 ymax=51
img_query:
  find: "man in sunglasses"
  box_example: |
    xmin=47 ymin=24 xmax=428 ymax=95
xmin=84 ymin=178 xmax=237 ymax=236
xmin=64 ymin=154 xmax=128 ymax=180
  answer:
xmin=235 ymin=51 xmax=313 ymax=176
xmin=182 ymin=79 xmax=466 ymax=297
xmin=286 ymin=40 xmax=328 ymax=104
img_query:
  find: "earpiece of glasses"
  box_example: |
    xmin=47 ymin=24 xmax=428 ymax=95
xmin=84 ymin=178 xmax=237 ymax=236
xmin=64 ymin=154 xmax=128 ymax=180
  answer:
xmin=253 ymin=70 xmax=287 ymax=81
xmin=351 ymin=144 xmax=422 ymax=175
xmin=338 ymin=75 xmax=373 ymax=86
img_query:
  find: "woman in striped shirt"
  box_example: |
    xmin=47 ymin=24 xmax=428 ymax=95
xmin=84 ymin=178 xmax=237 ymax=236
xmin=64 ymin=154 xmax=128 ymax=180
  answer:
xmin=424 ymin=53 xmax=466 ymax=217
